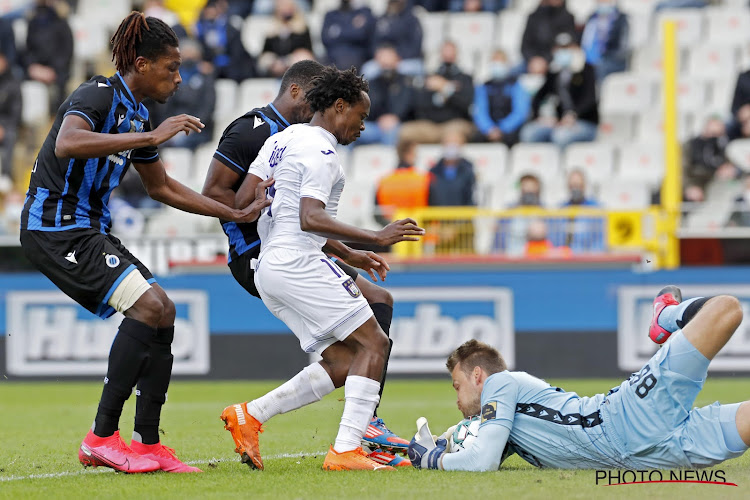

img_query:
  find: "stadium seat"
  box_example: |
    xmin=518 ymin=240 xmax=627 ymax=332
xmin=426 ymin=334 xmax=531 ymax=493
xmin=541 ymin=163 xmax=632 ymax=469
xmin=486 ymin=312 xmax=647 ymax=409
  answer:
xmin=145 ymin=208 xmax=210 ymax=237
xmin=598 ymin=114 xmax=636 ymax=144
xmin=350 ymin=145 xmax=398 ymax=183
xmin=563 ymin=143 xmax=615 ymax=185
xmin=567 ymin=0 xmax=597 ymax=25
xmin=416 ymin=11 xmax=447 ymax=56
xmin=312 ymin=0 xmax=340 ymax=16
xmin=598 ymin=180 xmax=651 ymax=209
xmin=20 ymin=81 xmax=49 ymax=128
xmin=705 ymin=6 xmax=750 ymax=45
xmin=77 ymin=0 xmax=132 ymax=30
xmin=238 ymin=79 xmax=279 ymax=112
xmin=725 ymin=139 xmax=750 ymax=173
xmin=654 ymin=79 xmax=709 ymax=115
xmin=600 ymin=73 xmax=655 ymax=115
xmin=192 ymin=144 xmax=217 ymax=189
xmin=635 ymin=110 xmax=692 ymax=143
xmin=414 ymin=144 xmax=443 ymax=174
xmin=626 ymin=12 xmax=652 ymax=50
xmin=160 ymin=148 xmax=196 ymax=190
xmin=68 ymin=15 xmax=108 ymax=62
xmin=508 ymin=143 xmax=561 ymax=184
xmin=708 ymin=76 xmax=737 ymax=117
xmin=495 ymin=10 xmax=525 ymax=63
xmin=463 ymin=143 xmax=508 ymax=207
xmin=306 ymin=11 xmax=325 ymax=60
xmin=685 ymin=44 xmax=739 ymax=77
xmin=656 ymin=9 xmax=705 ymax=48
xmin=241 ymin=16 xmax=273 ymax=56
xmin=615 ymin=143 xmax=664 ymax=189
xmin=213 ymin=79 xmax=239 ymax=140
xmin=618 ymin=0 xmax=659 ymax=18
xmin=512 ymin=0 xmax=541 ymax=15
xmin=337 ymin=178 xmax=379 ymax=230
xmin=632 ymin=46 xmax=685 ymax=75
xmin=447 ymin=13 xmax=496 ymax=65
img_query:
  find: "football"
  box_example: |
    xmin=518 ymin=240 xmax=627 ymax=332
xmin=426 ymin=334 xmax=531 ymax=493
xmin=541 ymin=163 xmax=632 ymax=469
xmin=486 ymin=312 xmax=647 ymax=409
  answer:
xmin=448 ymin=415 xmax=480 ymax=453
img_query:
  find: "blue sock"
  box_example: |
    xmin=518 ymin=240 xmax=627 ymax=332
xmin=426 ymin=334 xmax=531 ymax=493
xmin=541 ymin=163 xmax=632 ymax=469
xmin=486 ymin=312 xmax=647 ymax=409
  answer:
xmin=657 ymin=297 xmax=703 ymax=333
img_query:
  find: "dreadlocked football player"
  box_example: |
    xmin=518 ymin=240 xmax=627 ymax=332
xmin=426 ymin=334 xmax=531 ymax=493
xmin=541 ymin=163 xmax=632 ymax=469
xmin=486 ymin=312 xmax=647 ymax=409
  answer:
xmin=202 ymin=61 xmax=413 ymax=468
xmin=19 ymin=12 xmax=270 ymax=473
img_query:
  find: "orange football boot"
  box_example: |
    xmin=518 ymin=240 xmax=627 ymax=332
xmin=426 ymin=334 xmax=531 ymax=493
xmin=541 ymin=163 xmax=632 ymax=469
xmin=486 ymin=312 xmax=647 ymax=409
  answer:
xmin=220 ymin=403 xmax=264 ymax=470
xmin=322 ymin=446 xmax=395 ymax=471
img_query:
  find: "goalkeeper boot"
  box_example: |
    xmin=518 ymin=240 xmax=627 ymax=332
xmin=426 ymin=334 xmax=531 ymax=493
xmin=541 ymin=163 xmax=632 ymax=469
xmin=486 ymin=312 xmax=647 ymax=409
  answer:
xmin=130 ymin=440 xmax=202 ymax=473
xmin=649 ymin=285 xmax=682 ymax=344
xmin=78 ymin=430 xmax=160 ymax=473
xmin=220 ymin=403 xmax=264 ymax=470
xmin=322 ymin=446 xmax=395 ymax=471
xmin=367 ymin=448 xmax=412 ymax=467
xmin=362 ymin=417 xmax=409 ymax=453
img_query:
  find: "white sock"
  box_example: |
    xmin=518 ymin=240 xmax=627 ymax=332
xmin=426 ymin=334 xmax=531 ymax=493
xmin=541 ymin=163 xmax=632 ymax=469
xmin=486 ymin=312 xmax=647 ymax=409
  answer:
xmin=333 ymin=376 xmax=381 ymax=453
xmin=246 ymin=363 xmax=335 ymax=424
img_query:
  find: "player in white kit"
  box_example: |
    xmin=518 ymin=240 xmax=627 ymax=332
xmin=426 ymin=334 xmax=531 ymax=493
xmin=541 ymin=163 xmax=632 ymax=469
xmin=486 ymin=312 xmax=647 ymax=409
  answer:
xmin=221 ymin=66 xmax=424 ymax=471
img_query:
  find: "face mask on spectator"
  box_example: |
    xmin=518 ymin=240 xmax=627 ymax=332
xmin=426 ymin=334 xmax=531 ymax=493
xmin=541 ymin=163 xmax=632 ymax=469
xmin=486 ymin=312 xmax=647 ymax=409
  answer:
xmin=521 ymin=193 xmax=541 ymax=206
xmin=553 ymin=49 xmax=573 ymax=69
xmin=489 ymin=62 xmax=509 ymax=81
xmin=518 ymin=74 xmax=545 ymax=95
xmin=443 ymin=145 xmax=461 ymax=160
xmin=569 ymin=188 xmax=585 ymax=204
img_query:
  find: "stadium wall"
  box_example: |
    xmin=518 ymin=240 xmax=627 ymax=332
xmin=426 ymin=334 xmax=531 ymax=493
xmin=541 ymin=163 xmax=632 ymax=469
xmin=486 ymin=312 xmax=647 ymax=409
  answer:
xmin=2 ymin=266 xmax=750 ymax=379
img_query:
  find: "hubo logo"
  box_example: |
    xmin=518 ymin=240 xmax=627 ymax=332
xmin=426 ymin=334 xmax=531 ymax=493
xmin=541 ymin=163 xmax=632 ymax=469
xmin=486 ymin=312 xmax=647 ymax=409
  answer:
xmin=6 ymin=290 xmax=209 ymax=376
xmin=618 ymin=285 xmax=750 ymax=371
xmin=387 ymin=288 xmax=514 ymax=374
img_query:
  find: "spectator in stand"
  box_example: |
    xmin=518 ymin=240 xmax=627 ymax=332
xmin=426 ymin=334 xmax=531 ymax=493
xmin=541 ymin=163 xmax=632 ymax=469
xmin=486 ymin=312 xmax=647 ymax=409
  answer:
xmin=375 ymin=139 xmax=429 ymax=225
xmin=524 ymin=218 xmax=570 ymax=257
xmin=322 ymin=0 xmax=375 ymax=72
xmin=516 ymin=173 xmax=543 ymax=207
xmin=560 ymin=169 xmax=604 ymax=253
xmin=23 ymin=0 xmax=74 ymax=115
xmin=142 ymin=0 xmax=181 ymax=29
xmin=195 ymin=0 xmax=255 ymax=82
xmin=580 ymin=0 xmax=630 ymax=83
xmin=473 ymin=49 xmax=531 ymax=146
xmin=0 ymin=17 xmax=18 ymax=75
xmin=521 ymin=0 xmax=576 ymax=63
xmin=727 ymin=174 xmax=750 ymax=227
xmin=252 ymin=0 xmax=310 ymax=15
xmin=399 ymin=40 xmax=475 ymax=144
xmin=0 ymin=52 xmax=21 ymax=193
xmin=415 ymin=0 xmax=508 ymax=10
xmin=520 ymin=33 xmax=599 ymax=148
xmin=496 ymin=173 xmax=543 ymax=255
xmin=729 ymin=69 xmax=750 ymax=140
xmin=428 ymin=130 xmax=476 ymax=207
xmin=365 ymin=0 xmax=423 ymax=78
xmin=358 ymin=45 xmax=414 ymax=146
xmin=517 ymin=55 xmax=549 ymax=99
xmin=684 ymin=116 xmax=739 ymax=198
xmin=148 ymin=39 xmax=216 ymax=150
xmin=258 ymin=0 xmax=313 ymax=78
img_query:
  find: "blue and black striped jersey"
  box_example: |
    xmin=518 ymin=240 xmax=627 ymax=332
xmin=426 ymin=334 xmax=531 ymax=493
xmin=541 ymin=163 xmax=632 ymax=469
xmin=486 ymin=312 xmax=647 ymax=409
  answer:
xmin=21 ymin=72 xmax=160 ymax=233
xmin=212 ymin=103 xmax=290 ymax=262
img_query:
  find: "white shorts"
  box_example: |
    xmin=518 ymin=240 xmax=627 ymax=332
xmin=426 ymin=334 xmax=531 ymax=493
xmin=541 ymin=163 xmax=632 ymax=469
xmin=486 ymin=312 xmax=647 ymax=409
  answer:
xmin=254 ymin=247 xmax=373 ymax=355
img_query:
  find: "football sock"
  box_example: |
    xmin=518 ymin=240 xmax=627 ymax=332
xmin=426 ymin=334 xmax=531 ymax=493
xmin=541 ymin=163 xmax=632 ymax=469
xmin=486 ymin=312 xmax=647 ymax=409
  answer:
xmin=134 ymin=326 xmax=174 ymax=445
xmin=334 ymin=376 xmax=380 ymax=453
xmin=657 ymin=297 xmax=706 ymax=333
xmin=246 ymin=362 xmax=335 ymax=424
xmin=94 ymin=318 xmax=154 ymax=438
xmin=676 ymin=297 xmax=712 ymax=329
xmin=370 ymin=303 xmax=393 ymax=418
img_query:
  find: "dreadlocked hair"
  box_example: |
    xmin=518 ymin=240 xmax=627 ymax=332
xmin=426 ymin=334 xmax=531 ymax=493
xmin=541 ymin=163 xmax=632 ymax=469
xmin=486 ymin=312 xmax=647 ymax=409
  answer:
xmin=305 ymin=66 xmax=369 ymax=113
xmin=111 ymin=11 xmax=179 ymax=74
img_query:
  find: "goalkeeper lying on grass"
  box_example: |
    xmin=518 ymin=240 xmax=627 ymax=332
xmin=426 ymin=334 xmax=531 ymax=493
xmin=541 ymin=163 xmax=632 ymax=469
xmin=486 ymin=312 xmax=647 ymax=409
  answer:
xmin=408 ymin=286 xmax=750 ymax=471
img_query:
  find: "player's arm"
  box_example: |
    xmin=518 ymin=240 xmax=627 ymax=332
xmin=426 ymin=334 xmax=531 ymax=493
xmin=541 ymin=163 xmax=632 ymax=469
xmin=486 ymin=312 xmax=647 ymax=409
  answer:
xmin=133 ymin=159 xmax=273 ymax=223
xmin=202 ymin=158 xmax=242 ymax=208
xmin=322 ymin=239 xmax=390 ymax=282
xmin=55 ymin=114 xmax=204 ymax=159
xmin=440 ymin=423 xmax=510 ymax=472
xmin=300 ymin=197 xmax=424 ymax=246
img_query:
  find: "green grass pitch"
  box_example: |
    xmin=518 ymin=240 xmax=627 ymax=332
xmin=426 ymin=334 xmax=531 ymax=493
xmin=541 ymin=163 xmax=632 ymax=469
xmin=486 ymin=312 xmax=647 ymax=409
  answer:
xmin=1 ymin=378 xmax=748 ymax=499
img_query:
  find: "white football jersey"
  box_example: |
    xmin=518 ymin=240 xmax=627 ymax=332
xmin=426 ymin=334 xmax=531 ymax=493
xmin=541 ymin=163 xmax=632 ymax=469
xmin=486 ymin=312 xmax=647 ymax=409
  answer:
xmin=249 ymin=123 xmax=344 ymax=252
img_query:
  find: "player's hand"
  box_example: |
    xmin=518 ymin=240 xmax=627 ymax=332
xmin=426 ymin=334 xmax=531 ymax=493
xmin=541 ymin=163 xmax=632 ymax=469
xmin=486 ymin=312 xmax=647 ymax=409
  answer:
xmin=150 ymin=114 xmax=204 ymax=145
xmin=231 ymin=177 xmax=274 ymax=223
xmin=408 ymin=437 xmax=447 ymax=470
xmin=342 ymin=249 xmax=390 ymax=282
xmin=375 ymin=218 xmax=425 ymax=246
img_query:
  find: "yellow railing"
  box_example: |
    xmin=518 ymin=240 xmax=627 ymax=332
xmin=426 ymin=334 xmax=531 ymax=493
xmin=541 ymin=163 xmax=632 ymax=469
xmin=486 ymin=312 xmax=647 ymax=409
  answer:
xmin=393 ymin=206 xmax=672 ymax=267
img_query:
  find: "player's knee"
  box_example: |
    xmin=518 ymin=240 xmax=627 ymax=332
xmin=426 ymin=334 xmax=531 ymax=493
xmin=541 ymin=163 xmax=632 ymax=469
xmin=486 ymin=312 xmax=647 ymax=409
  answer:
xmin=160 ymin=296 xmax=176 ymax=325
xmin=370 ymin=328 xmax=390 ymax=358
xmin=370 ymin=287 xmax=393 ymax=307
xmin=718 ymin=295 xmax=743 ymax=329
xmin=128 ymin=290 xmax=164 ymax=327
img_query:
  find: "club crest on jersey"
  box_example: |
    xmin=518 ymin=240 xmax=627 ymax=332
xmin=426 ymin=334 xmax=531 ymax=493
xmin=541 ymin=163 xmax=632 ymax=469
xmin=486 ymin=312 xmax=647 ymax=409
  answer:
xmin=342 ymin=278 xmax=361 ymax=298
xmin=104 ymin=254 xmax=120 ymax=268
xmin=481 ymin=401 xmax=497 ymax=423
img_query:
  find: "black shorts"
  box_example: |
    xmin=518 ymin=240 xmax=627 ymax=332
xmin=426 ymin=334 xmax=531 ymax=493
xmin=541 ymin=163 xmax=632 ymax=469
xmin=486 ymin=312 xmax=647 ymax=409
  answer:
xmin=228 ymin=250 xmax=360 ymax=299
xmin=20 ymin=228 xmax=154 ymax=318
